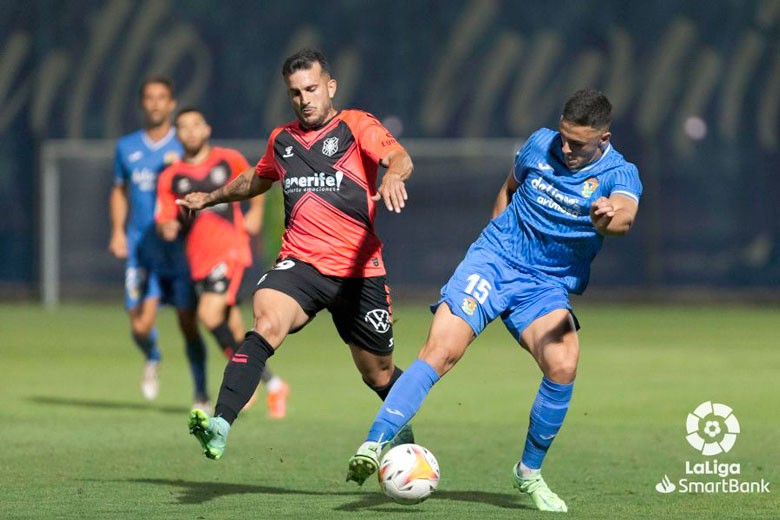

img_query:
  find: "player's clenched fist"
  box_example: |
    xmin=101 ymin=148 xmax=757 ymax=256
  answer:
xmin=176 ymin=192 xmax=211 ymax=211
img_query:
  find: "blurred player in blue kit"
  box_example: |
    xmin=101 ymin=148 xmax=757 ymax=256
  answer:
xmin=109 ymin=76 xmax=208 ymax=407
xmin=347 ymin=89 xmax=642 ymax=513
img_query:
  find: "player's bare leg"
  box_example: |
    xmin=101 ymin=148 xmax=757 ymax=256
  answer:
xmin=226 ymin=303 xmax=244 ymax=339
xmin=199 ymin=293 xmax=235 ymax=355
xmin=416 ymin=304 xmax=476 ymax=376
xmin=251 ymin=288 xmax=311 ymax=347
xmin=520 ymin=310 xmax=579 ymax=385
xmin=349 ymin=345 xmax=412 ymax=446
xmin=349 ymin=344 xmax=394 ymax=389
xmin=198 ymin=293 xmax=228 ymax=330
xmin=128 ymin=297 xmax=161 ymax=400
xmin=512 ymin=309 xmax=578 ymax=513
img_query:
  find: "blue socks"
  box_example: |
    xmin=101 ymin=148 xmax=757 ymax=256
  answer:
xmin=521 ymin=377 xmax=574 ymax=470
xmin=367 ymin=359 xmax=440 ymax=443
xmin=185 ymin=336 xmax=208 ymax=398
xmin=132 ymin=328 xmax=160 ymax=362
xmin=363 ymin=362 xmax=571 ymax=472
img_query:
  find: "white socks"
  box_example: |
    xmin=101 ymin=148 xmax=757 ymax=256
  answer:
xmin=266 ymin=376 xmax=284 ymax=393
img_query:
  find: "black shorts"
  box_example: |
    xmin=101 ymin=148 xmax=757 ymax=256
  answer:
xmin=254 ymin=258 xmax=394 ymax=355
xmin=193 ymin=261 xmax=245 ymax=306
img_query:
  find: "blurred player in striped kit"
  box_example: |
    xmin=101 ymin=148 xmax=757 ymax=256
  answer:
xmin=156 ymin=108 xmax=289 ymax=418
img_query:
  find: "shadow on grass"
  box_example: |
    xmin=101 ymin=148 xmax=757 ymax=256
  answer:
xmin=28 ymin=396 xmax=187 ymax=415
xmin=110 ymin=478 xmax=532 ymax=511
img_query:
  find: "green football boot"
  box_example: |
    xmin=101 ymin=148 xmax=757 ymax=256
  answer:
xmin=188 ymin=409 xmax=230 ymax=460
xmin=513 ymin=467 xmax=568 ymax=513
xmin=346 ymin=441 xmax=382 ymax=485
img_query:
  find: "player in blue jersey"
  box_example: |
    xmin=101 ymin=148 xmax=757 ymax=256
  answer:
xmin=109 ymin=76 xmax=208 ymax=407
xmin=346 ymin=89 xmax=642 ymax=512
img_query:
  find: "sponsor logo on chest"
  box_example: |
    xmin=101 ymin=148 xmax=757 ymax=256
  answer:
xmin=529 ymin=175 xmax=583 ymax=217
xmin=284 ymin=171 xmax=344 ymax=194
xmin=131 ymin=168 xmax=157 ymax=191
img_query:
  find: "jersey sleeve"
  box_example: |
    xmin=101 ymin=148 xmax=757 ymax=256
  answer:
xmin=254 ymin=128 xmax=283 ymax=180
xmin=154 ymin=168 xmax=179 ymax=223
xmin=113 ymin=142 xmax=127 ymax=187
xmin=513 ymin=128 xmax=554 ymax=184
xmin=350 ymin=111 xmax=405 ymax=164
xmin=607 ymin=165 xmax=642 ymax=203
xmin=512 ymin=141 xmax=533 ymax=184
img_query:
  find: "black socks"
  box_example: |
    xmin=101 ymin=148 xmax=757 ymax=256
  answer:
xmin=214 ymin=331 xmax=275 ymax=424
xmin=365 ymin=365 xmax=403 ymax=401
xmin=210 ymin=321 xmax=238 ymax=358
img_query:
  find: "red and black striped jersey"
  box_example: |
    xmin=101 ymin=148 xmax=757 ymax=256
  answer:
xmin=255 ymin=109 xmax=405 ymax=278
xmin=157 ymin=147 xmax=252 ymax=280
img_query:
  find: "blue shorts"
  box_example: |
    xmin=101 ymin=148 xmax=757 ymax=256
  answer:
xmin=432 ymin=242 xmax=576 ymax=341
xmin=125 ymin=234 xmax=196 ymax=311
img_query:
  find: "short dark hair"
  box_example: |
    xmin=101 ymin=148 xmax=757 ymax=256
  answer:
xmin=139 ymin=75 xmax=175 ymax=100
xmin=174 ymin=106 xmax=205 ymax=124
xmin=561 ymin=89 xmax=612 ymax=130
xmin=282 ymin=48 xmax=330 ymax=77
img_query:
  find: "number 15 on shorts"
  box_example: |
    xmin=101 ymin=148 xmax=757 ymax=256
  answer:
xmin=464 ymin=274 xmax=492 ymax=304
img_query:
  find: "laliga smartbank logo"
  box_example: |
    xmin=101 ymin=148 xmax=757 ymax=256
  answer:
xmin=655 ymin=401 xmax=770 ymax=495
xmin=685 ymin=401 xmax=739 ymax=455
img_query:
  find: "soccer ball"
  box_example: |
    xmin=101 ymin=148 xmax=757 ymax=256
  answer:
xmin=378 ymin=443 xmax=440 ymax=505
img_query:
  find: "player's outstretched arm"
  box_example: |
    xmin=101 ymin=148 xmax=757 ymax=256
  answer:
xmin=491 ymin=170 xmax=519 ymax=218
xmin=590 ymin=194 xmax=638 ymax=236
xmin=177 ymin=167 xmax=274 ymax=211
xmin=373 ymin=150 xmax=413 ymax=213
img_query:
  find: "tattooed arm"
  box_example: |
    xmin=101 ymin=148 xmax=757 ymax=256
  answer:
xmin=176 ymin=167 xmax=274 ymax=211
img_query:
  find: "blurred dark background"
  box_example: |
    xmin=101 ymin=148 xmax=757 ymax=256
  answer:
xmin=2 ymin=0 xmax=780 ymax=302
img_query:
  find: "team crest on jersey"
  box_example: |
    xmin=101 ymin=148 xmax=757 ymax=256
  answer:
xmin=282 ymin=146 xmax=294 ymax=158
xmin=210 ymin=165 xmax=228 ymax=185
xmin=321 ymin=137 xmax=339 ymax=157
xmin=164 ymin=151 xmax=181 ymax=165
xmin=582 ymin=178 xmax=599 ymax=198
xmin=461 ymin=296 xmax=477 ymax=316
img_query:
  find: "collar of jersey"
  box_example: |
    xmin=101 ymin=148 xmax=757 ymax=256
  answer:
xmin=142 ymin=127 xmax=176 ymax=151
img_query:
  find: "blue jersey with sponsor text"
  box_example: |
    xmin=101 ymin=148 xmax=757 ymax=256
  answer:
xmin=478 ymin=128 xmax=642 ymax=294
xmin=114 ymin=128 xmax=188 ymax=274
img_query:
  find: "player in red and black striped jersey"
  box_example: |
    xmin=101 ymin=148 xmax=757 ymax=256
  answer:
xmin=156 ymin=108 xmax=289 ymax=418
xmin=179 ymin=49 xmax=415 ymax=461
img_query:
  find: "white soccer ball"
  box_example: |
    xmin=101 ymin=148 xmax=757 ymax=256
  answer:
xmin=378 ymin=443 xmax=440 ymax=505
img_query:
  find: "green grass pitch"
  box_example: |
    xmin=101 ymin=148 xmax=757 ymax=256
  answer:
xmin=1 ymin=302 xmax=778 ymax=519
